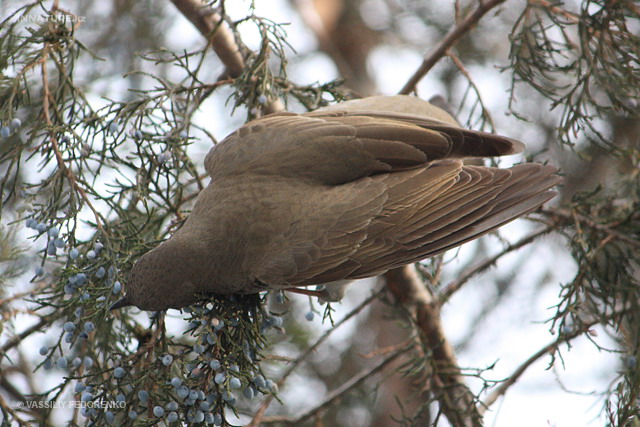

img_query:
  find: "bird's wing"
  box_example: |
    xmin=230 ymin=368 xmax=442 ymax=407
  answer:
xmin=255 ymin=161 xmax=560 ymax=288
xmin=205 ymin=111 xmax=523 ymax=185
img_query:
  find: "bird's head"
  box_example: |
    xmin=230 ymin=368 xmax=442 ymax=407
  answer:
xmin=110 ymin=240 xmax=200 ymax=311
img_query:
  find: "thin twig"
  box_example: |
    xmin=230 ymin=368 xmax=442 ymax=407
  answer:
xmin=479 ymin=312 xmax=626 ymax=413
xmin=0 ymin=317 xmax=50 ymax=354
xmin=261 ymin=346 xmax=407 ymax=425
xmin=247 ymin=289 xmax=383 ymax=427
xmin=169 ymin=0 xmax=284 ymax=113
xmin=399 ymin=0 xmax=510 ymax=95
xmin=542 ymin=208 xmax=640 ymax=249
xmin=41 ymin=50 xmax=106 ymax=233
xmin=440 ymin=225 xmax=554 ymax=301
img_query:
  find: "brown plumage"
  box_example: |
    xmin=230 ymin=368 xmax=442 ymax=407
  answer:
xmin=114 ymin=95 xmax=561 ymax=311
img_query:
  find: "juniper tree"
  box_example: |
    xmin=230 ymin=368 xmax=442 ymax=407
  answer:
xmin=0 ymin=1 xmax=638 ymax=426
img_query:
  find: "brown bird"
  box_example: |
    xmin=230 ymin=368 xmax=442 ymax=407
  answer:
xmin=112 ymin=95 xmax=561 ymax=311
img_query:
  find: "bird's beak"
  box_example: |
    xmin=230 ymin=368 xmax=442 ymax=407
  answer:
xmin=109 ymin=297 xmax=131 ymax=311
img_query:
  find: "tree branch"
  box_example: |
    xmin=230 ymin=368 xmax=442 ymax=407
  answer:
xmin=384 ymin=266 xmax=482 ymax=427
xmin=440 ymin=225 xmax=555 ymax=301
xmin=248 ymin=290 xmax=383 ymax=427
xmin=169 ymin=0 xmax=244 ymax=77
xmin=169 ymin=0 xmax=284 ymax=113
xmin=542 ymin=208 xmax=640 ymax=249
xmin=399 ymin=0 xmax=509 ymax=95
xmin=479 ymin=313 xmax=625 ymax=413
xmin=261 ymin=346 xmax=406 ymax=425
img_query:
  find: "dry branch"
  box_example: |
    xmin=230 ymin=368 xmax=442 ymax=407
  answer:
xmin=399 ymin=0 xmax=509 ymax=95
xmin=385 ymin=266 xmax=482 ymax=427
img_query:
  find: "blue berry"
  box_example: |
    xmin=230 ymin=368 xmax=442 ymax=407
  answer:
xmin=75 ymin=273 xmax=87 ymax=285
xmin=209 ymin=359 xmax=221 ymax=370
xmin=63 ymin=322 xmax=76 ymax=333
xmin=48 ymin=226 xmax=59 ymax=238
xmin=81 ymin=391 xmax=92 ymax=402
xmin=10 ymin=118 xmax=21 ymax=129
xmin=86 ymin=250 xmax=96 ymax=260
xmin=108 ymin=121 xmax=119 ymax=134
xmin=258 ymin=95 xmax=267 ymax=104
xmin=177 ymin=385 xmax=189 ymax=399
xmin=43 ymin=358 xmax=52 ymax=370
xmin=69 ymin=248 xmax=79 ymax=260
xmin=206 ymin=333 xmax=217 ymax=345
xmin=170 ymin=377 xmax=182 ymax=388
xmin=36 ymin=223 xmax=47 ymax=233
xmin=26 ymin=218 xmax=37 ymax=229
xmin=35 ymin=266 xmax=45 ymax=277
xmin=230 ymin=377 xmax=241 ymax=389
xmin=243 ymin=386 xmax=255 ymax=399
xmin=213 ymin=414 xmax=222 ymax=425
xmin=84 ymin=321 xmax=95 ymax=332
xmin=105 ymin=410 xmax=115 ymax=424
xmin=116 ymin=393 xmax=125 ymax=403
xmin=74 ymin=382 xmax=86 ymax=393
xmin=128 ymin=410 xmax=137 ymax=420
xmin=138 ymin=390 xmax=149 ymax=403
xmin=78 ymin=331 xmax=89 ymax=339
xmin=214 ymin=372 xmax=226 ymax=385
xmin=189 ymin=389 xmax=198 ymax=400
xmin=626 ymin=356 xmax=637 ymax=369
xmin=305 ymin=311 xmax=314 ymax=321
xmin=157 ymin=152 xmax=170 ymax=164
xmin=84 ymin=356 xmax=93 ymax=369
xmin=167 ymin=412 xmax=178 ymax=422
xmin=253 ymin=375 xmax=266 ymax=388
xmin=53 ymin=238 xmax=65 ymax=248
xmin=47 ymin=241 xmax=57 ymax=255
xmin=153 ymin=406 xmax=164 ymax=417
xmin=94 ymin=242 xmax=103 ymax=253
xmin=266 ymin=380 xmax=278 ymax=393
xmin=205 ymin=412 xmax=214 ymax=424
xmin=199 ymin=401 xmax=210 ymax=411
xmin=56 ymin=356 xmax=67 ymax=369
xmin=95 ymin=267 xmax=106 ymax=278
xmin=193 ymin=410 xmax=204 ymax=423
xmin=113 ymin=367 xmax=126 ymax=379
xmin=167 ymin=401 xmax=179 ymax=411
xmin=162 ymin=354 xmax=173 ymax=366
xmin=193 ymin=343 xmax=205 ymax=354
xmin=72 ymin=357 xmax=82 ymax=368
xmin=213 ymin=319 xmax=224 ymax=331
xmin=0 ymin=126 xmax=10 ymax=138
xmin=222 ymin=391 xmax=235 ymax=405
xmin=112 ymin=281 xmax=122 ymax=294
xmin=74 ymin=307 xmax=83 ymax=318
xmin=64 ymin=333 xmax=73 ymax=343
xmin=229 ymin=364 xmax=239 ymax=373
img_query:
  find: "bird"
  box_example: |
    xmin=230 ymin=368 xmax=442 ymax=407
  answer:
xmin=111 ymin=95 xmax=561 ymax=311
